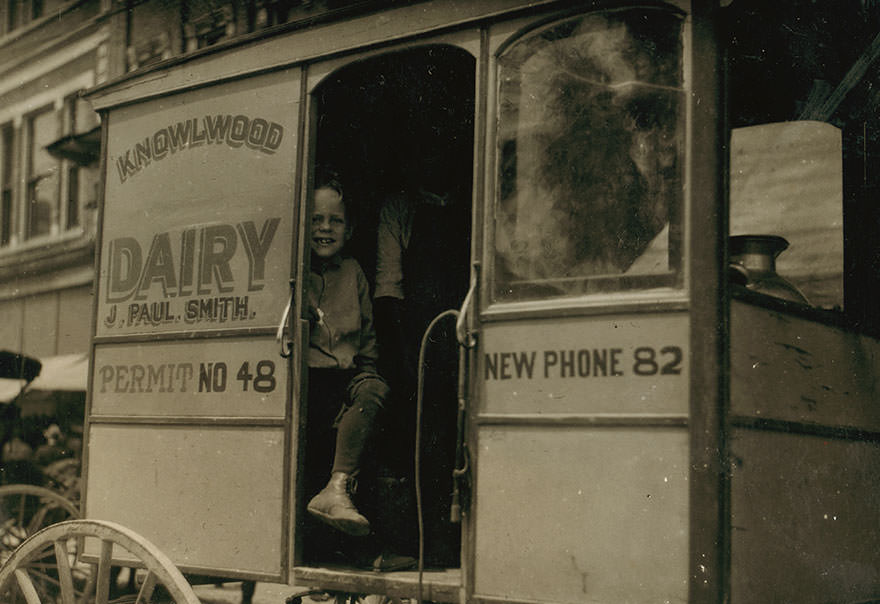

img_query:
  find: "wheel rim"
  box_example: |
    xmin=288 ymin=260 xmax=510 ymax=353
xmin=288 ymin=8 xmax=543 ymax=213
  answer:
xmin=0 ymin=519 xmax=201 ymax=604
xmin=0 ymin=485 xmax=80 ymax=562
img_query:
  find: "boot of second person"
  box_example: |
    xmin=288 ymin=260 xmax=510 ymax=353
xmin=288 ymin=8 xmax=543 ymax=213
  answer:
xmin=307 ymin=472 xmax=370 ymax=536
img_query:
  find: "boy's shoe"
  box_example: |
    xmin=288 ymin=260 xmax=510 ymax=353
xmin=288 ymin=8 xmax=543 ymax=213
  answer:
xmin=306 ymin=589 xmax=333 ymax=602
xmin=307 ymin=472 xmax=371 ymax=536
xmin=372 ymin=552 xmax=417 ymax=572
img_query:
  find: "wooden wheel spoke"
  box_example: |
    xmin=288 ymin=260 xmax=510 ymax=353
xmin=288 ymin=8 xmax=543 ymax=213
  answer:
xmin=21 ymin=555 xmax=60 ymax=571
xmin=80 ymin=563 xmax=98 ymax=603
xmin=22 ymin=561 xmax=61 ymax=573
xmin=13 ymin=568 xmax=41 ymax=604
xmin=135 ymin=570 xmax=158 ymax=604
xmin=19 ymin=567 xmax=62 ymax=595
xmin=53 ymin=539 xmax=77 ymax=604
xmin=95 ymin=538 xmax=114 ymax=604
xmin=15 ymin=494 xmax=27 ymax=530
xmin=26 ymin=506 xmax=44 ymax=533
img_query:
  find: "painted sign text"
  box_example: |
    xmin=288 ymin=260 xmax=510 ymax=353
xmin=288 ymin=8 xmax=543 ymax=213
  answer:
xmin=105 ymin=218 xmax=279 ymax=303
xmin=97 ymin=359 xmax=277 ymax=394
xmin=484 ymin=346 xmax=683 ymax=380
xmin=114 ymin=115 xmax=284 ymax=183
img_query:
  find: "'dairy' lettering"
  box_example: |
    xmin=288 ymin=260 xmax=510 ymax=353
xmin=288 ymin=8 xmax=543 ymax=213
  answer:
xmin=105 ymin=218 xmax=281 ymax=303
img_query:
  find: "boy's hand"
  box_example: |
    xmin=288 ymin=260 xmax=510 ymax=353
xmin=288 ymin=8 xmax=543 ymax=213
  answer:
xmin=306 ymin=304 xmax=324 ymax=326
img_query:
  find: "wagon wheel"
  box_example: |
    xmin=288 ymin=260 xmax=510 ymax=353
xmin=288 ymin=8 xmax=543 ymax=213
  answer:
xmin=0 ymin=519 xmax=200 ymax=604
xmin=0 ymin=484 xmax=80 ymax=561
xmin=0 ymin=485 xmax=83 ymax=603
xmin=42 ymin=458 xmax=82 ymax=504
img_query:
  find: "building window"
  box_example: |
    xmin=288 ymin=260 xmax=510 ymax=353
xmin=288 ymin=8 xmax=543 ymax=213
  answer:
xmin=1 ymin=123 xmax=13 ymax=247
xmin=0 ymin=85 xmax=97 ymax=254
xmin=66 ymin=164 xmax=79 ymax=229
xmin=6 ymin=0 xmax=20 ymax=32
xmin=64 ymin=95 xmax=79 ymax=230
xmin=3 ymin=0 xmax=52 ymax=33
xmin=125 ymin=0 xmax=174 ymax=72
xmin=184 ymin=3 xmax=234 ymax=51
xmin=26 ymin=106 xmax=59 ymax=240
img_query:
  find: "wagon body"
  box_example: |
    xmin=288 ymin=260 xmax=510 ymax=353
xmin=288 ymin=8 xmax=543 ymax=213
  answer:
xmin=35 ymin=1 xmax=880 ymax=603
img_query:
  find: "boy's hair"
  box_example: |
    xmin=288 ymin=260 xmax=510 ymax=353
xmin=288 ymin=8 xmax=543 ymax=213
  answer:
xmin=315 ymin=166 xmax=344 ymax=199
xmin=314 ymin=165 xmax=352 ymax=225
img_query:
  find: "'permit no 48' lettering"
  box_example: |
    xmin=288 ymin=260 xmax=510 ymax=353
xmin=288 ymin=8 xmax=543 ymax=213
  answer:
xmin=97 ymin=360 xmax=277 ymax=393
xmin=485 ymin=346 xmax=683 ymax=380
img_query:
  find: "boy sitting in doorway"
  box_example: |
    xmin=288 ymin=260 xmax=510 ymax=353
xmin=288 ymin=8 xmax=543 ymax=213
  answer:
xmin=304 ymin=171 xmax=386 ymax=538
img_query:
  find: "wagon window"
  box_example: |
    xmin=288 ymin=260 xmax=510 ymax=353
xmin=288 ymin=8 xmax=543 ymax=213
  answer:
xmin=729 ymin=121 xmax=843 ymax=310
xmin=492 ymin=8 xmax=685 ymax=302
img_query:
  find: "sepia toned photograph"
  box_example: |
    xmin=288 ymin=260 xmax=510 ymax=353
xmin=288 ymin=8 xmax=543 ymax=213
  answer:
xmin=0 ymin=1 xmax=878 ymax=603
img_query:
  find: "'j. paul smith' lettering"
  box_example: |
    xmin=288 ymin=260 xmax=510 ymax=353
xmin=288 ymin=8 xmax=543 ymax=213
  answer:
xmin=105 ymin=218 xmax=280 ymax=303
xmin=114 ymin=115 xmax=284 ymax=183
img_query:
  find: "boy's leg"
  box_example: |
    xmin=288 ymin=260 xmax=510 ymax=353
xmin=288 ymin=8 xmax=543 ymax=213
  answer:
xmin=303 ymin=369 xmax=351 ymax=562
xmin=331 ymin=376 xmax=386 ymax=474
xmin=307 ymin=374 xmax=388 ymax=537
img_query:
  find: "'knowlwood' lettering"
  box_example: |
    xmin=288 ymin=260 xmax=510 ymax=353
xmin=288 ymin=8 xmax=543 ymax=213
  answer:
xmin=114 ymin=114 xmax=284 ymax=183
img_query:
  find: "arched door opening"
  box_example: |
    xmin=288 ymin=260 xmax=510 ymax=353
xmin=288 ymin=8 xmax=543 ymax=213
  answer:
xmin=303 ymin=44 xmax=475 ymax=570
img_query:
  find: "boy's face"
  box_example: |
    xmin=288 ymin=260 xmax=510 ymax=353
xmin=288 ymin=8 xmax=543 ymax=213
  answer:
xmin=311 ymin=186 xmax=350 ymax=259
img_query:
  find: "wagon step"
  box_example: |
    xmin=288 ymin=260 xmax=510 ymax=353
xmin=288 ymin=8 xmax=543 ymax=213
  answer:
xmin=293 ymin=564 xmax=460 ymax=604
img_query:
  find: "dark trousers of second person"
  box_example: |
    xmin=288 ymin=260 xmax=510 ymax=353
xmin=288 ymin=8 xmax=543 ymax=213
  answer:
xmin=374 ymin=200 xmax=471 ymax=567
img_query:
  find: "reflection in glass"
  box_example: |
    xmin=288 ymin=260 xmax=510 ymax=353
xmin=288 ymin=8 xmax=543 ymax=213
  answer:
xmin=27 ymin=108 xmax=59 ymax=239
xmin=493 ymin=9 xmax=685 ymax=301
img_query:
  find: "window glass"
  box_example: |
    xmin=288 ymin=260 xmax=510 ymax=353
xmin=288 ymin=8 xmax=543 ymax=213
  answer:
xmin=42 ymin=0 xmax=67 ymax=19
xmin=66 ymin=165 xmax=79 ymax=229
xmin=127 ymin=0 xmax=174 ymax=71
xmin=492 ymin=8 xmax=685 ymax=302
xmin=6 ymin=0 xmax=16 ymax=32
xmin=184 ymin=0 xmax=234 ymax=51
xmin=1 ymin=123 xmax=13 ymax=246
xmin=62 ymin=93 xmax=100 ymax=232
xmin=27 ymin=108 xmax=58 ymax=239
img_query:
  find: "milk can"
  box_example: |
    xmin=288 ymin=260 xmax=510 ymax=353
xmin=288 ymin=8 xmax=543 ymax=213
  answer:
xmin=729 ymin=234 xmax=810 ymax=304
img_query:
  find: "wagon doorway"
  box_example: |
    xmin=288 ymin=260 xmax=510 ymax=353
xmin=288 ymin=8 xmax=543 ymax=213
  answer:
xmin=303 ymin=44 xmax=476 ymax=569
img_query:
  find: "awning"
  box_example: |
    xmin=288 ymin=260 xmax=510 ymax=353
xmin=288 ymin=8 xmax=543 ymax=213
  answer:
xmin=46 ymin=126 xmax=101 ymax=166
xmin=0 ymin=353 xmax=88 ymax=403
xmin=26 ymin=354 xmax=89 ymax=392
xmin=0 ymin=350 xmax=41 ymax=381
xmin=0 ymin=378 xmax=26 ymax=403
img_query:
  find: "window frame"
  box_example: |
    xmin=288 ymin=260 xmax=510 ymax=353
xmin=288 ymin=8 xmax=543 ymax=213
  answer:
xmin=61 ymin=90 xmax=93 ymax=231
xmin=5 ymin=0 xmax=20 ymax=33
xmin=485 ymin=6 xmax=690 ymax=311
xmin=0 ymin=74 xmax=97 ymax=257
xmin=1 ymin=121 xmax=14 ymax=247
xmin=24 ymin=102 xmax=61 ymax=240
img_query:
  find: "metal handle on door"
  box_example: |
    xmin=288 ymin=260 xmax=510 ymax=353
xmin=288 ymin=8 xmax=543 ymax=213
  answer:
xmin=276 ymin=279 xmax=295 ymax=358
